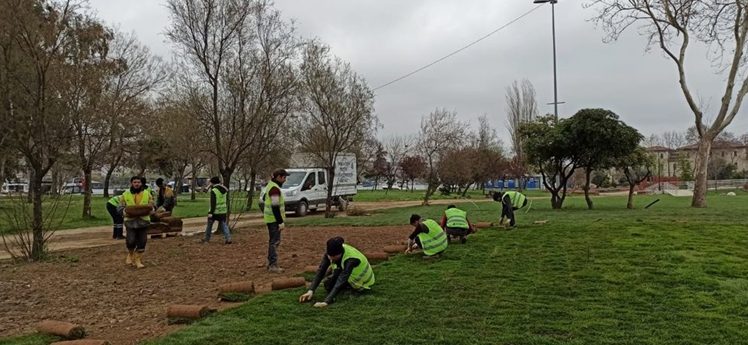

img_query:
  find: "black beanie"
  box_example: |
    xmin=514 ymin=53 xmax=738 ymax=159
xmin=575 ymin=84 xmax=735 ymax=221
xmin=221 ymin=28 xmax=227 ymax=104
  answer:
xmin=326 ymin=237 xmax=345 ymax=256
xmin=409 ymin=214 xmax=421 ymax=224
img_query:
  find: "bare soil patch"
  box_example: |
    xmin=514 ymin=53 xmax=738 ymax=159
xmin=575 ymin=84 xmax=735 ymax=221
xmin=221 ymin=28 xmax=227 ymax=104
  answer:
xmin=0 ymin=225 xmax=412 ymax=345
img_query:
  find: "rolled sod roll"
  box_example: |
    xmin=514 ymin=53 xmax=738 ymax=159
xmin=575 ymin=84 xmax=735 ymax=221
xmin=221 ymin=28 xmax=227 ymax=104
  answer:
xmin=218 ymin=281 xmax=255 ymax=294
xmin=383 ymin=245 xmax=406 ymax=254
xmin=474 ymin=222 xmax=493 ymax=229
xmin=51 ymin=340 xmax=110 ymax=345
xmin=304 ymin=265 xmax=319 ymax=273
xmin=166 ymin=305 xmax=214 ymax=323
xmin=36 ymin=320 xmax=86 ymax=339
xmin=271 ymin=277 xmax=306 ymax=291
xmin=147 ymin=222 xmax=169 ymax=235
xmin=366 ymin=252 xmax=389 ymax=261
xmin=124 ymin=205 xmax=152 ymax=217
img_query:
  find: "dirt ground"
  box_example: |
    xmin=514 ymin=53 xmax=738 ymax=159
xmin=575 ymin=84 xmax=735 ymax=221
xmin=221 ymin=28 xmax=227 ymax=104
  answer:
xmin=0 ymin=224 xmax=413 ymax=345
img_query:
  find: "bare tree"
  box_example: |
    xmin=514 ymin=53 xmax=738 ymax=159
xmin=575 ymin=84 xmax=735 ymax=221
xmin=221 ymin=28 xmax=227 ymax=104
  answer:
xmin=382 ymin=135 xmax=413 ymax=189
xmin=418 ymin=108 xmax=467 ymax=205
xmin=299 ymin=42 xmax=376 ymax=217
xmin=662 ymin=130 xmax=686 ymax=149
xmin=506 ymin=79 xmax=538 ymax=187
xmin=588 ymin=0 xmax=748 ymax=207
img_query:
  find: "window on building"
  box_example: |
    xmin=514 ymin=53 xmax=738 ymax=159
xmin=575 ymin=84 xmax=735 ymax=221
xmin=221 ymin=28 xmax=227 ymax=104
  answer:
xmin=721 ymin=151 xmax=725 ymax=157
xmin=660 ymin=153 xmax=663 ymax=159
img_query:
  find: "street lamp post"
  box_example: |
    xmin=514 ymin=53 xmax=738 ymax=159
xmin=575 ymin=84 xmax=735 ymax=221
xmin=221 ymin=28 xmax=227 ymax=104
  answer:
xmin=533 ymin=0 xmax=560 ymax=120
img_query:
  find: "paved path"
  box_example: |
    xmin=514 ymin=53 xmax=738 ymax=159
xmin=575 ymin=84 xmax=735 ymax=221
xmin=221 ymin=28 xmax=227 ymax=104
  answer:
xmin=1 ymin=198 xmax=493 ymax=260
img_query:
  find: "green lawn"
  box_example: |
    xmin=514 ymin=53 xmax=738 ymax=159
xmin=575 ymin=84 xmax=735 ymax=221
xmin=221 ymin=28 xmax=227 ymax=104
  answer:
xmin=4 ymin=191 xmax=748 ymax=344
xmin=352 ymin=188 xmax=547 ymax=202
xmin=0 ymin=193 xmax=257 ymax=234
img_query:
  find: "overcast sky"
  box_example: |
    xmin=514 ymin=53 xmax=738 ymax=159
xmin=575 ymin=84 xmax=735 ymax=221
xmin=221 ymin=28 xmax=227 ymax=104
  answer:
xmin=87 ymin=0 xmax=748 ymax=142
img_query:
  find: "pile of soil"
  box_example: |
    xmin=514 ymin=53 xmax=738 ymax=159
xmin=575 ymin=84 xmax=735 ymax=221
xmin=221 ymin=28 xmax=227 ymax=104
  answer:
xmin=0 ymin=225 xmax=411 ymax=345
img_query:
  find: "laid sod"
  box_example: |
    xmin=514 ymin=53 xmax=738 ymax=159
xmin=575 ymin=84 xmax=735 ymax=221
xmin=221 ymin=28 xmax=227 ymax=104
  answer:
xmin=134 ymin=193 xmax=748 ymax=345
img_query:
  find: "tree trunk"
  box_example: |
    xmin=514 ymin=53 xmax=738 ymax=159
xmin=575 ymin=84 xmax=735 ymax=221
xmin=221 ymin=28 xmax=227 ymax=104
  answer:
xmin=82 ymin=168 xmax=92 ymax=218
xmin=246 ymin=169 xmax=256 ymax=211
xmin=220 ymin=169 xmax=233 ymax=219
xmin=30 ymin=171 xmax=44 ymax=261
xmin=325 ymin=167 xmax=336 ymax=218
xmin=27 ymin=168 xmax=33 ymax=204
xmin=190 ymin=163 xmax=198 ymax=201
xmin=103 ymin=162 xmax=117 ymax=198
xmin=627 ymin=183 xmax=635 ymax=209
xmin=691 ymin=138 xmax=712 ymax=208
xmin=584 ymin=167 xmax=594 ymax=210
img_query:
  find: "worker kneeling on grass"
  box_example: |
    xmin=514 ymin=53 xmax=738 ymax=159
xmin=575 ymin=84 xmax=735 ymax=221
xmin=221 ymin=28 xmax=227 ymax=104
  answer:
xmin=406 ymin=214 xmax=448 ymax=258
xmin=440 ymin=205 xmax=475 ymax=244
xmin=493 ymin=191 xmax=528 ymax=229
xmin=299 ymin=237 xmax=374 ymax=308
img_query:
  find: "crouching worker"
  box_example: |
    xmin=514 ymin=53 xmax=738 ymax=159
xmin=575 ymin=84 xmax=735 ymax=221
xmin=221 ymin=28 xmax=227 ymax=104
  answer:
xmin=493 ymin=191 xmax=527 ymax=229
xmin=121 ymin=176 xmax=154 ymax=268
xmin=106 ymin=195 xmax=125 ymax=240
xmin=440 ymin=205 xmax=475 ymax=244
xmin=406 ymin=214 xmax=448 ymax=258
xmin=299 ymin=237 xmax=374 ymax=308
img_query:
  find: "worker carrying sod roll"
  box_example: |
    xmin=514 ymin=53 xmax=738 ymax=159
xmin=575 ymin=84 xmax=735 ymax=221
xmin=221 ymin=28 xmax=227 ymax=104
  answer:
xmin=299 ymin=237 xmax=375 ymax=308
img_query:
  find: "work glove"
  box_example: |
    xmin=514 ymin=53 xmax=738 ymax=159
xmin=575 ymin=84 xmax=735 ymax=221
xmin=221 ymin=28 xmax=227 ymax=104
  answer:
xmin=313 ymin=302 xmax=328 ymax=308
xmin=299 ymin=290 xmax=314 ymax=303
xmin=208 ymin=213 xmax=213 ymax=219
xmin=278 ymin=223 xmax=285 ymax=231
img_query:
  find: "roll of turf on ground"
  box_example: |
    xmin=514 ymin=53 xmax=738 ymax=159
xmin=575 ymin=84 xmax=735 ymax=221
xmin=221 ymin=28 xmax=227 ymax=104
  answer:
xmin=475 ymin=222 xmax=493 ymax=229
xmin=166 ymin=305 xmax=214 ymax=324
xmin=51 ymin=340 xmax=110 ymax=345
xmin=218 ymin=281 xmax=255 ymax=301
xmin=36 ymin=320 xmax=86 ymax=339
xmin=383 ymin=245 xmax=406 ymax=254
xmin=304 ymin=265 xmax=319 ymax=273
xmin=271 ymin=277 xmax=306 ymax=290
xmin=366 ymin=252 xmax=389 ymax=261
xmin=147 ymin=223 xmax=170 ymax=235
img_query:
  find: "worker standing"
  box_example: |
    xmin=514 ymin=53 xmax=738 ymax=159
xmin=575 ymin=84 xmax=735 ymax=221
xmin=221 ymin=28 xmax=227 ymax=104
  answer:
xmin=406 ymin=214 xmax=448 ymax=258
xmin=106 ymin=195 xmax=125 ymax=240
xmin=440 ymin=205 xmax=474 ymax=244
xmin=299 ymin=237 xmax=375 ymax=308
xmin=120 ymin=176 xmax=154 ymax=269
xmin=203 ymin=176 xmax=232 ymax=244
xmin=155 ymin=178 xmax=176 ymax=212
xmin=261 ymin=169 xmax=289 ymax=273
xmin=493 ymin=191 xmax=528 ymax=229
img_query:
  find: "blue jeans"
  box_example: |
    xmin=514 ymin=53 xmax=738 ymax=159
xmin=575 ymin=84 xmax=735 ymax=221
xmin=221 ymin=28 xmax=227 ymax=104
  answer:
xmin=267 ymin=222 xmax=281 ymax=267
xmin=205 ymin=214 xmax=231 ymax=242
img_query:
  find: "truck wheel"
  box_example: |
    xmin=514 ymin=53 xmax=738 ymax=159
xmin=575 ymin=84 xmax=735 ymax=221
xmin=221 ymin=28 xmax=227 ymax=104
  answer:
xmin=296 ymin=201 xmax=308 ymax=217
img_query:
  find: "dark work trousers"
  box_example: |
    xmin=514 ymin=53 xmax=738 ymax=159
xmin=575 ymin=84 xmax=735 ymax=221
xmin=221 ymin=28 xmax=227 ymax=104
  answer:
xmin=267 ymin=222 xmax=281 ymax=267
xmin=501 ymin=195 xmax=516 ymax=227
xmin=445 ymin=226 xmax=469 ymax=242
xmin=106 ymin=203 xmax=124 ymax=239
xmin=324 ymin=268 xmax=353 ymax=292
xmin=126 ymin=226 xmax=148 ymax=252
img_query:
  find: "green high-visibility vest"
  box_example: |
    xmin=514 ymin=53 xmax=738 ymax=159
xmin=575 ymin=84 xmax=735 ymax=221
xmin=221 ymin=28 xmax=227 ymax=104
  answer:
xmin=121 ymin=190 xmax=151 ymax=221
xmin=504 ymin=191 xmax=527 ymax=209
xmin=444 ymin=208 xmax=469 ymax=229
xmin=107 ymin=196 xmax=119 ymax=207
xmin=262 ymin=180 xmax=285 ymax=224
xmin=330 ymin=244 xmax=375 ymax=290
xmin=212 ymin=187 xmax=228 ymax=215
xmin=418 ymin=219 xmax=448 ymax=256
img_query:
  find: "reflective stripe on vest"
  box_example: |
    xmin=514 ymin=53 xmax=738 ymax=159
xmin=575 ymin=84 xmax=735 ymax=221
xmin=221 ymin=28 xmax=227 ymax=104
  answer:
xmin=444 ymin=208 xmax=469 ymax=229
xmin=262 ymin=180 xmax=285 ymax=224
xmin=212 ymin=187 xmax=228 ymax=215
xmin=418 ymin=219 xmax=448 ymax=256
xmin=122 ymin=190 xmax=151 ymax=221
xmin=331 ymin=244 xmax=375 ymax=290
xmin=107 ymin=196 xmax=119 ymax=207
xmin=505 ymin=191 xmax=527 ymax=209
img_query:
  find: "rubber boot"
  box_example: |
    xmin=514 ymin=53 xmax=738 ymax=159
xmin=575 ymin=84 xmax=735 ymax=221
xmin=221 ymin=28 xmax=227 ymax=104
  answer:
xmin=126 ymin=250 xmax=134 ymax=266
xmin=133 ymin=252 xmax=145 ymax=269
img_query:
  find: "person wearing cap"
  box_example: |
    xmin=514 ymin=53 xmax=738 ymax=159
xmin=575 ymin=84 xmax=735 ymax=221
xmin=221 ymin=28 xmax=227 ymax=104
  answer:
xmin=440 ymin=204 xmax=474 ymax=244
xmin=261 ymin=169 xmax=289 ymax=273
xmin=155 ymin=178 xmax=176 ymax=212
xmin=493 ymin=191 xmax=528 ymax=229
xmin=119 ymin=176 xmax=154 ymax=268
xmin=298 ymin=237 xmax=375 ymax=308
xmin=406 ymin=214 xmax=448 ymax=257
xmin=203 ymin=176 xmax=232 ymax=244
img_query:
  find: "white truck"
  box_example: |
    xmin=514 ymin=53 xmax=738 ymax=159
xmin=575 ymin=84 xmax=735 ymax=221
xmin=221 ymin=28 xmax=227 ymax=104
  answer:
xmin=260 ymin=153 xmax=357 ymax=216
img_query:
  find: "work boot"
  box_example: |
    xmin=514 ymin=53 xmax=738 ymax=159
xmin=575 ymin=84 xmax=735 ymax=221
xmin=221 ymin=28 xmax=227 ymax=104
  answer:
xmin=126 ymin=250 xmax=134 ymax=266
xmin=460 ymin=236 xmax=467 ymax=244
xmin=267 ymin=265 xmax=284 ymax=273
xmin=133 ymin=252 xmax=145 ymax=269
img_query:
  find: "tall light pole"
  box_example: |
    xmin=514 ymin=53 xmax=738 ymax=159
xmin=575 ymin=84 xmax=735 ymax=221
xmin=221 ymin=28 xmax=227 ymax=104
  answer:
xmin=533 ymin=0 xmax=561 ymax=120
